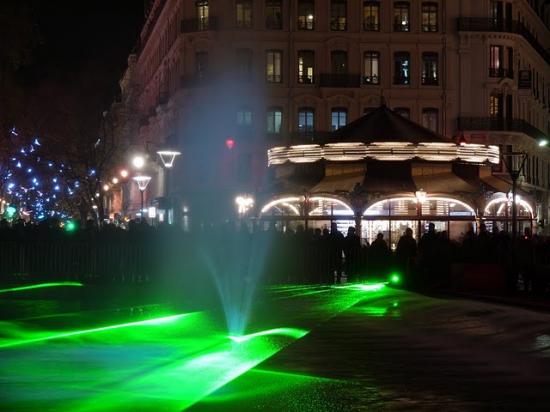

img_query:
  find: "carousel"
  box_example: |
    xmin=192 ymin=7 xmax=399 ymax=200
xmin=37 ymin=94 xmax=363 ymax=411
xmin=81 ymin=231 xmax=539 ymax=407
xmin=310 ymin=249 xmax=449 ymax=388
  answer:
xmin=260 ymin=104 xmax=534 ymax=249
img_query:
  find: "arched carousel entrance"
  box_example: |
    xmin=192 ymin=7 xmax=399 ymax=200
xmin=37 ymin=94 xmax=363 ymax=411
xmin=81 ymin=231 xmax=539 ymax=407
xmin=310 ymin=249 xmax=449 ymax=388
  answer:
xmin=483 ymin=193 xmax=534 ymax=234
xmin=260 ymin=193 xmax=477 ymax=250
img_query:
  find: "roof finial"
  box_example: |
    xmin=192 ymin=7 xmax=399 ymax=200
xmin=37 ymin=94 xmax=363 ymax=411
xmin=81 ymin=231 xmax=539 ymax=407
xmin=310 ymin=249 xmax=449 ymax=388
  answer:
xmin=380 ymin=95 xmax=386 ymax=107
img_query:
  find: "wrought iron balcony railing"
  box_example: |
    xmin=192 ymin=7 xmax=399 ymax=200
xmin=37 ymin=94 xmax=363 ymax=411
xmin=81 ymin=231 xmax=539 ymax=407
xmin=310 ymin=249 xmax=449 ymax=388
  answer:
xmin=181 ymin=16 xmax=218 ymax=33
xmin=457 ymin=18 xmax=550 ymax=64
xmin=319 ymin=73 xmax=361 ymax=88
xmin=488 ymin=68 xmax=514 ymax=79
xmin=457 ymin=117 xmax=547 ymax=141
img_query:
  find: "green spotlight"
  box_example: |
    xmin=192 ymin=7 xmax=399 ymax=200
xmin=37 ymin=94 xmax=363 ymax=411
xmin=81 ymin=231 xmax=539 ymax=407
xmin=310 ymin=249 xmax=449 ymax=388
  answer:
xmin=64 ymin=220 xmax=77 ymax=232
xmin=5 ymin=205 xmax=16 ymax=219
xmin=389 ymin=273 xmax=401 ymax=284
xmin=0 ymin=281 xmax=83 ymax=294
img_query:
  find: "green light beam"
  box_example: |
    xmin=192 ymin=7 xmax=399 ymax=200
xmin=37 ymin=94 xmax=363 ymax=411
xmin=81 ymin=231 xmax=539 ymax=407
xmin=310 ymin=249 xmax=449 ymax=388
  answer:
xmin=0 ymin=282 xmax=83 ymax=294
xmin=0 ymin=313 xmax=190 ymax=348
xmin=228 ymin=327 xmax=308 ymax=343
xmin=336 ymin=282 xmax=386 ymax=292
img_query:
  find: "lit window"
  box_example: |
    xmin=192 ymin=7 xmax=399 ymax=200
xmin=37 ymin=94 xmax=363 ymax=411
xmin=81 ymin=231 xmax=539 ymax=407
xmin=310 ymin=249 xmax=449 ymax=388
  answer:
xmin=421 ymin=2 xmax=438 ymax=32
xmin=393 ymin=2 xmax=410 ymax=32
xmin=266 ymin=50 xmax=282 ymax=83
xmin=422 ymin=108 xmax=438 ymax=132
xmin=298 ymin=50 xmax=315 ymax=84
xmin=266 ymin=0 xmax=283 ymax=29
xmin=237 ymin=108 xmax=253 ymax=126
xmin=298 ymin=107 xmax=315 ymax=136
xmin=196 ymin=1 xmax=209 ymax=30
xmin=489 ymin=45 xmax=503 ymax=77
xmin=489 ymin=94 xmax=502 ymax=118
xmin=331 ymin=0 xmax=347 ymax=31
xmin=236 ymin=0 xmax=253 ymax=28
xmin=363 ymin=1 xmax=380 ymax=31
xmin=394 ymin=107 xmax=410 ymax=119
xmin=298 ymin=0 xmax=315 ymax=30
xmin=267 ymin=107 xmax=283 ymax=134
xmin=394 ymin=52 xmax=410 ymax=85
xmin=421 ymin=52 xmax=438 ymax=85
xmin=331 ymin=108 xmax=348 ymax=130
xmin=363 ymin=51 xmax=380 ymax=84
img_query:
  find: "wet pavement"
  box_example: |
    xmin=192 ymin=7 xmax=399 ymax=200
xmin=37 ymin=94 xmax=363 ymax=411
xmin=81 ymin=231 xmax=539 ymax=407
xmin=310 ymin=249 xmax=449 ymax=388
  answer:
xmin=1 ymin=284 xmax=550 ymax=411
xmin=193 ymin=289 xmax=550 ymax=411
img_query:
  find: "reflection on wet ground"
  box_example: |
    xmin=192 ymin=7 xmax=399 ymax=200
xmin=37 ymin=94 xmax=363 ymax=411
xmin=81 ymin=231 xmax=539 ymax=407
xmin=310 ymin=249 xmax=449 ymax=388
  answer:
xmin=1 ymin=283 xmax=550 ymax=411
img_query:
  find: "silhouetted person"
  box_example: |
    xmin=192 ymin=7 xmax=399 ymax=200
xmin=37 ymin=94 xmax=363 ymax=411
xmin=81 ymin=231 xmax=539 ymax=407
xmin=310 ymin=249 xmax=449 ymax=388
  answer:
xmin=344 ymin=226 xmax=361 ymax=281
xmin=419 ymin=223 xmax=439 ymax=287
xmin=396 ymin=227 xmax=417 ymax=282
xmin=369 ymin=233 xmax=390 ymax=280
xmin=329 ymin=223 xmax=344 ymax=283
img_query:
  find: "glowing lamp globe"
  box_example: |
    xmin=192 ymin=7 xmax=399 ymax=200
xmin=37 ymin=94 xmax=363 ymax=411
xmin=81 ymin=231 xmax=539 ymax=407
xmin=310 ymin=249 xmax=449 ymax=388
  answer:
xmin=132 ymin=155 xmax=146 ymax=169
xmin=120 ymin=169 xmax=129 ymax=178
xmin=225 ymin=138 xmax=235 ymax=150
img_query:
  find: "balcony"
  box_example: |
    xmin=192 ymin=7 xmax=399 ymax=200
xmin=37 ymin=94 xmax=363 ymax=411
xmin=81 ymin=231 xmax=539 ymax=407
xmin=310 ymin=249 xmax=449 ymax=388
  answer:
xmin=181 ymin=16 xmax=218 ymax=33
xmin=457 ymin=18 xmax=550 ymax=64
xmin=457 ymin=117 xmax=547 ymax=141
xmin=319 ymin=73 xmax=361 ymax=88
xmin=488 ymin=68 xmax=514 ymax=79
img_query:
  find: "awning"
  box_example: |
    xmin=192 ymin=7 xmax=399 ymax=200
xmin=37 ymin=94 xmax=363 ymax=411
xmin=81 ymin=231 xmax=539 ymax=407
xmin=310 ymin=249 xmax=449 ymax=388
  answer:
xmin=480 ymin=174 xmax=529 ymax=197
xmin=310 ymin=172 xmax=364 ymax=194
xmin=413 ymin=172 xmax=477 ymax=193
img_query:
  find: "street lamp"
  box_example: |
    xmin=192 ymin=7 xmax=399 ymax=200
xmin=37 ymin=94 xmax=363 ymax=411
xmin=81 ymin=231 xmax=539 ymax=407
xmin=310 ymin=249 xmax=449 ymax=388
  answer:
xmin=415 ymin=189 xmax=427 ymax=239
xmin=132 ymin=175 xmax=152 ymax=223
xmin=235 ymin=194 xmax=254 ymax=216
xmin=501 ymin=152 xmax=527 ymax=242
xmin=132 ymin=155 xmax=146 ymax=170
xmin=156 ymin=149 xmax=181 ymax=224
xmin=156 ymin=150 xmax=181 ymax=168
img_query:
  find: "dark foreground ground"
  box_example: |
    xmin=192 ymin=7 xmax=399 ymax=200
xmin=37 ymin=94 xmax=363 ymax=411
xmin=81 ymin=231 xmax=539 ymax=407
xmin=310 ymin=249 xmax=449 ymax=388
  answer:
xmin=1 ymin=283 xmax=549 ymax=411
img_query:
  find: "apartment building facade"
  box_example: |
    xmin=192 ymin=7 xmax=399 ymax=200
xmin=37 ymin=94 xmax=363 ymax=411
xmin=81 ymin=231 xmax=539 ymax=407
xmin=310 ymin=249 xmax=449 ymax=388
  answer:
xmin=116 ymin=0 xmax=550 ymax=229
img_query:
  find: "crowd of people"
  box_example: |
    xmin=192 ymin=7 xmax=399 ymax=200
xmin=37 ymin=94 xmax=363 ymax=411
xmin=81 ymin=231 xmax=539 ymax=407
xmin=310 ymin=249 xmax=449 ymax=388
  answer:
xmin=0 ymin=218 xmax=549 ymax=295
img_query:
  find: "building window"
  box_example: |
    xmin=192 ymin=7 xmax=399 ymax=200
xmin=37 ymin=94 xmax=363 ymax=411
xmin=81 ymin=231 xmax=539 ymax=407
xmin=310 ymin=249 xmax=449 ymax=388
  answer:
xmin=394 ymin=52 xmax=410 ymax=85
xmin=421 ymin=2 xmax=438 ymax=32
xmin=196 ymin=1 xmax=209 ymax=30
xmin=489 ymin=45 xmax=503 ymax=77
xmin=331 ymin=0 xmax=347 ymax=31
xmin=363 ymin=51 xmax=380 ymax=84
xmin=267 ymin=107 xmax=283 ymax=134
xmin=394 ymin=107 xmax=410 ymax=119
xmin=489 ymin=94 xmax=503 ymax=118
xmin=393 ymin=2 xmax=410 ymax=32
xmin=237 ymin=107 xmax=253 ymax=126
xmin=363 ymin=1 xmax=380 ymax=31
xmin=422 ymin=108 xmax=438 ymax=132
xmin=266 ymin=50 xmax=282 ymax=83
xmin=196 ymin=51 xmax=209 ymax=78
xmin=236 ymin=48 xmax=253 ymax=80
xmin=236 ymin=0 xmax=253 ymax=28
xmin=421 ymin=52 xmax=438 ymax=85
xmin=266 ymin=0 xmax=283 ymax=29
xmin=298 ymin=107 xmax=315 ymax=136
xmin=298 ymin=50 xmax=315 ymax=84
xmin=331 ymin=108 xmax=348 ymax=130
xmin=298 ymin=0 xmax=315 ymax=30
xmin=331 ymin=50 xmax=348 ymax=74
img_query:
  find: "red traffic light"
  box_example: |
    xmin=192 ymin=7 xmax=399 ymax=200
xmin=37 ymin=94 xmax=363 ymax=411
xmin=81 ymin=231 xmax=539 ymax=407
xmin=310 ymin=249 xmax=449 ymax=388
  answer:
xmin=225 ymin=138 xmax=235 ymax=150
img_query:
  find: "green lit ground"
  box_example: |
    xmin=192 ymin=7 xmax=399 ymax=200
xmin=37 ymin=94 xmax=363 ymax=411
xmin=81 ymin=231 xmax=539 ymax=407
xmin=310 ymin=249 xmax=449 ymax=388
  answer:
xmin=2 ymin=282 xmax=550 ymax=411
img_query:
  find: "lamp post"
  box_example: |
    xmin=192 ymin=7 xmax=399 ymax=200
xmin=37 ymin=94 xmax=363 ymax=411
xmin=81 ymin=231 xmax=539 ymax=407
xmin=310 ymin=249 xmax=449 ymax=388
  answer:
xmin=415 ymin=189 xmax=427 ymax=240
xmin=501 ymin=152 xmax=527 ymax=242
xmin=132 ymin=175 xmax=152 ymax=223
xmin=156 ymin=149 xmax=181 ymax=224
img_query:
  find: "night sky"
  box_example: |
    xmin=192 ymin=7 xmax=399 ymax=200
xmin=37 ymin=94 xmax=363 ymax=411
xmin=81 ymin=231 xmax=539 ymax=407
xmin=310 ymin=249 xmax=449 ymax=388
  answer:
xmin=5 ymin=0 xmax=144 ymax=112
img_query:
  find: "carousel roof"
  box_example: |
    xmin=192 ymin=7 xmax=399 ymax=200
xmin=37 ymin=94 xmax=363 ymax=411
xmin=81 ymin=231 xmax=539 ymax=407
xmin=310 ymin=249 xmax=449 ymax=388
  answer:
xmin=329 ymin=104 xmax=451 ymax=144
